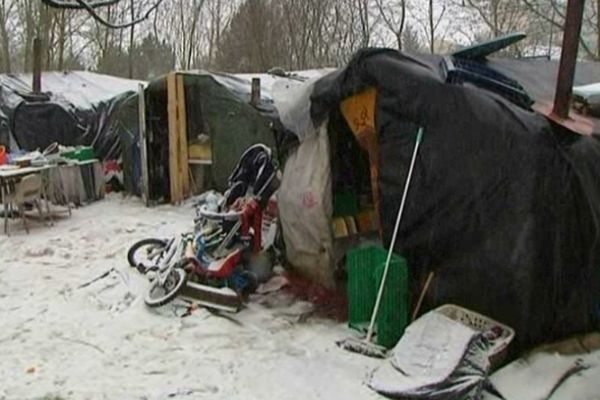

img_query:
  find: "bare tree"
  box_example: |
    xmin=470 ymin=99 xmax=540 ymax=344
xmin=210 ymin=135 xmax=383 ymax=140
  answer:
xmin=411 ymin=0 xmax=447 ymax=53
xmin=0 ymin=0 xmax=15 ymax=72
xmin=521 ymin=0 xmax=600 ymax=60
xmin=375 ymin=0 xmax=407 ymax=49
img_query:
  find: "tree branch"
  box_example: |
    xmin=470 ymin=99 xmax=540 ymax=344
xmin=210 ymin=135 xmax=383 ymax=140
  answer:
xmin=41 ymin=0 xmax=120 ymax=9
xmin=44 ymin=0 xmax=163 ymax=29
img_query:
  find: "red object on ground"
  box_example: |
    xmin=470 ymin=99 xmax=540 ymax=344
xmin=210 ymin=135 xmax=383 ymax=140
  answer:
xmin=0 ymin=146 xmax=6 ymax=165
xmin=284 ymin=272 xmax=348 ymax=322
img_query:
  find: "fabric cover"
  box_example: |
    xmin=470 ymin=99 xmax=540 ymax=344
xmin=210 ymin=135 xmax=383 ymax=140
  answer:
xmin=278 ymin=122 xmax=334 ymax=287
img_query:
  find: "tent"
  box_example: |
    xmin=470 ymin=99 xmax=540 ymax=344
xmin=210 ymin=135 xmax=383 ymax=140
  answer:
xmin=0 ymin=71 xmax=142 ymax=161
xmin=277 ymin=48 xmax=600 ymax=353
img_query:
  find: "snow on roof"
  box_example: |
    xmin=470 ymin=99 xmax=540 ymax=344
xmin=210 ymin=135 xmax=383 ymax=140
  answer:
xmin=0 ymin=70 xmax=145 ymax=109
xmin=573 ymin=82 xmax=600 ymax=104
xmin=182 ymin=68 xmax=334 ymax=103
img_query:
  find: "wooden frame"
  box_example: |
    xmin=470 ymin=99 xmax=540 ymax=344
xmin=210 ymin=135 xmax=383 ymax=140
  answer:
xmin=138 ymin=83 xmax=150 ymax=206
xmin=167 ymin=72 xmax=190 ymax=204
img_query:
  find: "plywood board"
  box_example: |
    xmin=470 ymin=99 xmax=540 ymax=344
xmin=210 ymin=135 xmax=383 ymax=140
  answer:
xmin=167 ymin=72 xmax=181 ymax=203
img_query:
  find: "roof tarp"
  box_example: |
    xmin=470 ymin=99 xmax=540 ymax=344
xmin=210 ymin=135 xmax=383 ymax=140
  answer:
xmin=0 ymin=71 xmax=143 ymax=160
xmin=305 ymin=49 xmax=600 ymax=353
xmin=143 ymin=69 xmax=331 ymax=200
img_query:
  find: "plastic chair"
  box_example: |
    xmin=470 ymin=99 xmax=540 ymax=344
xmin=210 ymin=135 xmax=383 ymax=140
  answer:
xmin=5 ymin=174 xmax=45 ymax=234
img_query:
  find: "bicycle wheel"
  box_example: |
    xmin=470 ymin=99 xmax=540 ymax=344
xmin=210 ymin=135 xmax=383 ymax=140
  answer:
xmin=144 ymin=268 xmax=187 ymax=308
xmin=127 ymin=238 xmax=167 ymax=268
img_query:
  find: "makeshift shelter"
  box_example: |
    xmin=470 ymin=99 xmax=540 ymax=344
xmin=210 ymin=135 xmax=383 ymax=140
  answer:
xmin=141 ymin=70 xmax=330 ymax=203
xmin=0 ymin=71 xmax=142 ymax=160
xmin=277 ymin=48 xmax=600 ymax=352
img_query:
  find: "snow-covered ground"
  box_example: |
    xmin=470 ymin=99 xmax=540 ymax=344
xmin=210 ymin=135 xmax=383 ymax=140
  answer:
xmin=0 ymin=195 xmax=381 ymax=400
xmin=3 ymin=194 xmax=599 ymax=400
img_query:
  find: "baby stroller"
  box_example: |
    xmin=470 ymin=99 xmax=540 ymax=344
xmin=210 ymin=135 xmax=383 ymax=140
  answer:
xmin=195 ymin=144 xmax=279 ymax=256
xmin=128 ymin=144 xmax=280 ymax=310
xmin=187 ymin=144 xmax=280 ymax=295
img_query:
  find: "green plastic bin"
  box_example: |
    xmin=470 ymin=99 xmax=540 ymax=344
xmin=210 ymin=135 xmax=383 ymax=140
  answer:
xmin=62 ymin=146 xmax=95 ymax=162
xmin=346 ymin=245 xmax=409 ymax=349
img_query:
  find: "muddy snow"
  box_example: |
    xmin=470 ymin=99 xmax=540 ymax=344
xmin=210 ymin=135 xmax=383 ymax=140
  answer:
xmin=0 ymin=195 xmax=381 ymax=400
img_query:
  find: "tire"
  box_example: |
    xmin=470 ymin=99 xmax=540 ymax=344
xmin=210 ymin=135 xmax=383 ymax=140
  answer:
xmin=127 ymin=238 xmax=167 ymax=267
xmin=144 ymin=268 xmax=187 ymax=308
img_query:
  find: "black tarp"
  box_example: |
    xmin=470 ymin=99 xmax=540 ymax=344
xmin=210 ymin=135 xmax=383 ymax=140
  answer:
xmin=11 ymin=92 xmax=136 ymax=160
xmin=311 ymin=49 xmax=600 ymax=353
xmin=0 ymin=71 xmax=141 ymax=160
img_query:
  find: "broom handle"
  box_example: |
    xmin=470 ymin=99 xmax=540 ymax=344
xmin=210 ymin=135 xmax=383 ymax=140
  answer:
xmin=366 ymin=127 xmax=423 ymax=343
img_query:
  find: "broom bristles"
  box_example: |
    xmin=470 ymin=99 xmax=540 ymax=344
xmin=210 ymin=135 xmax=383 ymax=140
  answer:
xmin=336 ymin=337 xmax=388 ymax=359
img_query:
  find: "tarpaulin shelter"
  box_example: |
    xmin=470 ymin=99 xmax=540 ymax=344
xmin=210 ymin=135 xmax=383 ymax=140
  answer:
xmin=141 ymin=69 xmax=330 ymax=203
xmin=0 ymin=71 xmax=142 ymax=162
xmin=277 ymin=48 xmax=600 ymax=353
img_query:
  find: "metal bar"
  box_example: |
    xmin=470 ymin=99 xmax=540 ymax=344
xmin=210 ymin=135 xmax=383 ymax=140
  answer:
xmin=553 ymin=0 xmax=585 ymax=119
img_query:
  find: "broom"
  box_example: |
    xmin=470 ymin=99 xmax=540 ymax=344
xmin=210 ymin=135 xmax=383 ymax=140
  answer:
xmin=338 ymin=127 xmax=424 ymax=358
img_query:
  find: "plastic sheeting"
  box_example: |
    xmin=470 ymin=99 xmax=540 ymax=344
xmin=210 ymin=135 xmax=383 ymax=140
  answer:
xmin=278 ymin=122 xmax=334 ymax=287
xmin=273 ymin=76 xmax=326 ymax=142
xmin=368 ymin=312 xmax=492 ymax=399
xmin=284 ymin=48 xmax=600 ymax=352
xmin=0 ymin=71 xmax=143 ymax=160
xmin=483 ymin=341 xmax=600 ymax=400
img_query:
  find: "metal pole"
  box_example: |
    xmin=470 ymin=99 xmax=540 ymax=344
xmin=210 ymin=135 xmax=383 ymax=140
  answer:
xmin=552 ymin=0 xmax=585 ymax=119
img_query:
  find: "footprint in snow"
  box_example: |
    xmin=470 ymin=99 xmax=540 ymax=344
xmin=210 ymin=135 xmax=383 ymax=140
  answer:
xmin=25 ymin=248 xmax=55 ymax=258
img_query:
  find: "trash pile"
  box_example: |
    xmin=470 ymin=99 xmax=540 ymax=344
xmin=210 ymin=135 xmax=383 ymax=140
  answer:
xmin=127 ymin=144 xmax=282 ymax=312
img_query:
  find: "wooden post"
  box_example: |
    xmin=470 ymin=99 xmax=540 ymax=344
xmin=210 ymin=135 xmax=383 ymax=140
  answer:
xmin=251 ymin=78 xmax=261 ymax=107
xmin=166 ymin=72 xmax=190 ymax=204
xmin=167 ymin=72 xmax=181 ymax=203
xmin=32 ymin=37 xmax=42 ymax=93
xmin=552 ymin=0 xmax=584 ymax=119
xmin=138 ymin=83 xmax=150 ymax=206
xmin=176 ymin=74 xmax=190 ymax=198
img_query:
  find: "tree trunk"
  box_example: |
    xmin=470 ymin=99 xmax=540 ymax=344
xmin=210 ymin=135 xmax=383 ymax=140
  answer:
xmin=128 ymin=0 xmax=134 ymax=78
xmin=429 ymin=0 xmax=434 ymax=53
xmin=596 ymin=0 xmax=600 ymax=60
xmin=0 ymin=1 xmax=11 ymax=73
xmin=58 ymin=10 xmax=65 ymax=70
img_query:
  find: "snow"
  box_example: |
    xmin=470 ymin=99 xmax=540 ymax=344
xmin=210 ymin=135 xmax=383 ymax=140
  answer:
xmin=2 ymin=194 xmax=599 ymax=399
xmin=183 ymin=69 xmax=334 ymax=104
xmin=0 ymin=71 xmax=144 ymax=109
xmin=574 ymin=82 xmax=600 ymax=104
xmin=0 ymin=194 xmax=381 ymax=400
xmin=484 ymin=346 xmax=600 ymax=400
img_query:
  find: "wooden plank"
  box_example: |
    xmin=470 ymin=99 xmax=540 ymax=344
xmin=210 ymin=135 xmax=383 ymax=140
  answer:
xmin=167 ymin=72 xmax=181 ymax=203
xmin=138 ymin=83 xmax=150 ymax=206
xmin=176 ymin=74 xmax=190 ymax=198
xmin=33 ymin=38 xmax=42 ymax=93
